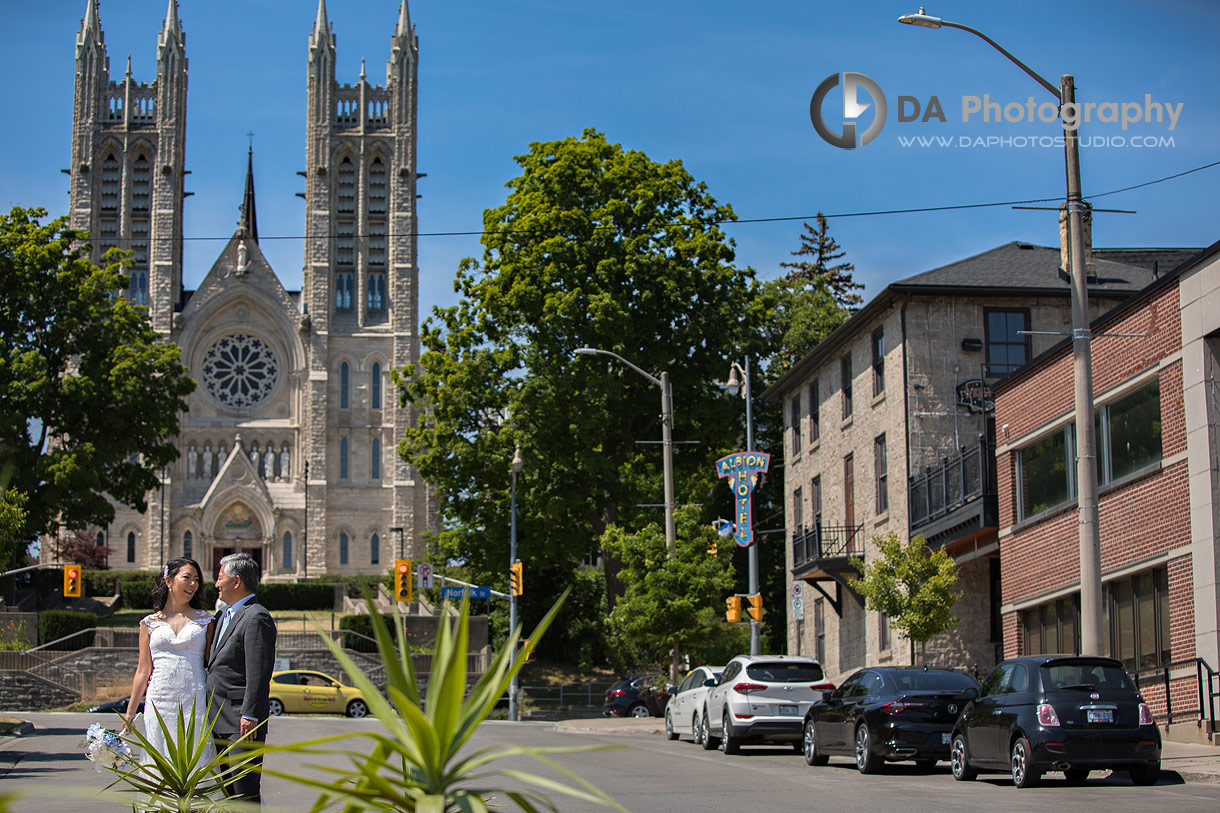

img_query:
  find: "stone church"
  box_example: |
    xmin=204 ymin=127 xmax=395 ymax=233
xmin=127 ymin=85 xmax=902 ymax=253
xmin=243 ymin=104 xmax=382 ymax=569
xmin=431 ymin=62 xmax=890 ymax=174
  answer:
xmin=58 ymin=1 xmax=432 ymax=579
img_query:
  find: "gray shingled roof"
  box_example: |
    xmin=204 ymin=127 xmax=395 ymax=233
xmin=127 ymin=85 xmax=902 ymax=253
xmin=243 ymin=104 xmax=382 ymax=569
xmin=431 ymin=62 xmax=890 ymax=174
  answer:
xmin=896 ymin=241 xmax=1153 ymax=294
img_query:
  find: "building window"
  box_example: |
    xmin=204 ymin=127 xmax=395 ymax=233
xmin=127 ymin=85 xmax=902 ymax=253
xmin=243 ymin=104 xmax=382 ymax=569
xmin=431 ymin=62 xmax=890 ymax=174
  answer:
xmin=1022 ymin=594 xmax=1080 ymax=657
xmin=879 ymin=611 xmax=890 ymax=651
xmin=814 ymin=598 xmax=826 ymax=663
xmin=127 ymin=532 xmax=136 ymax=563
xmin=810 ymin=476 xmax=822 ymax=530
xmin=96 ymin=531 xmax=105 ymax=547
xmin=844 ymin=453 xmax=855 ymax=528
xmin=183 ymin=531 xmax=192 ymax=561
xmin=282 ymin=531 xmax=293 ymax=571
xmin=129 ymin=271 xmax=149 ymax=306
xmin=789 ymin=393 xmax=801 ymax=451
xmin=984 ymin=308 xmax=1030 ymax=377
xmin=371 ymin=533 xmax=380 ymax=565
xmin=371 ymin=437 xmax=381 ymax=480
xmin=1108 ymin=567 xmax=1170 ymax=670
xmin=368 ymin=272 xmax=386 ymax=312
xmin=872 ymin=326 xmax=884 ymax=397
xmin=1017 ymin=425 xmax=1074 ymax=520
xmin=874 ymin=434 xmax=888 ymax=514
xmin=371 ymin=362 xmax=382 ymax=409
xmin=808 ymin=380 xmax=819 ymax=443
xmin=793 ymin=487 xmax=803 ymax=533
xmin=339 ymin=362 xmax=350 ymax=410
xmin=339 ymin=532 xmax=349 ymax=565
xmin=339 ymin=437 xmax=349 ymax=479
xmin=1100 ymin=379 xmax=1162 ymax=482
xmin=841 ymin=353 xmax=853 ymax=419
xmin=335 ymin=272 xmax=354 ymax=311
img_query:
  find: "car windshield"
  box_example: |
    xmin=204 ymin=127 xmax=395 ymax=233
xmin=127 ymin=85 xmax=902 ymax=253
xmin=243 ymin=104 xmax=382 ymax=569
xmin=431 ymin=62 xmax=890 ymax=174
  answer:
xmin=1041 ymin=660 xmax=1134 ymax=692
xmin=746 ymin=662 xmax=824 ymax=682
xmin=888 ymin=670 xmax=978 ymax=692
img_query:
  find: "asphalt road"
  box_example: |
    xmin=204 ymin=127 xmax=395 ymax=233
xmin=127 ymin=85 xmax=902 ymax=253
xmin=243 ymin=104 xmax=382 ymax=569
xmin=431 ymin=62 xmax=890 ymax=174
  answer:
xmin=4 ymin=713 xmax=1220 ymax=812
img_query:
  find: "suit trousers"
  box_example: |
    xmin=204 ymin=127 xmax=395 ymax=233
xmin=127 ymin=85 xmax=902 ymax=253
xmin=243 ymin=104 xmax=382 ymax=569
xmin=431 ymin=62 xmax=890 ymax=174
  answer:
xmin=214 ymin=732 xmax=263 ymax=806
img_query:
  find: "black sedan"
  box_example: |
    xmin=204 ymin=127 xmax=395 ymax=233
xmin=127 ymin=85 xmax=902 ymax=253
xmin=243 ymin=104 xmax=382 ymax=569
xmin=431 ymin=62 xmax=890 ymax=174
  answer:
xmin=802 ymin=666 xmax=980 ymax=773
xmin=88 ymin=696 xmax=143 ymax=715
xmin=602 ymin=675 xmax=668 ymax=718
xmin=950 ymin=655 xmax=1161 ymax=787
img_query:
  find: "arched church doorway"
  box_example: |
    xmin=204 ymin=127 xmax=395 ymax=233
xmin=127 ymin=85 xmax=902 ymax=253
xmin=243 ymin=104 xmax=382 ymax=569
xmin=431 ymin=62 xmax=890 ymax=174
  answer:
xmin=210 ymin=501 xmax=266 ymax=579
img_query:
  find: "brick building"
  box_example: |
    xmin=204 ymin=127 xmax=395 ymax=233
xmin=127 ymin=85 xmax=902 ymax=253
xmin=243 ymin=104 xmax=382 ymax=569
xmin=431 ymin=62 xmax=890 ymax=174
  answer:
xmin=994 ymin=240 xmax=1219 ymax=737
xmin=46 ymin=1 xmax=433 ymax=579
xmin=763 ymin=240 xmax=1198 ymax=685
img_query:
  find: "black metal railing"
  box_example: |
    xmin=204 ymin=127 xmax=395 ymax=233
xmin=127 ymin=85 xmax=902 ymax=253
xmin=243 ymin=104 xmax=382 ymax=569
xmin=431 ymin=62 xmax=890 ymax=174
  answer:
xmin=792 ymin=523 xmax=865 ymax=572
xmin=908 ymin=433 xmax=995 ymax=529
xmin=1133 ymin=657 xmax=1219 ymax=738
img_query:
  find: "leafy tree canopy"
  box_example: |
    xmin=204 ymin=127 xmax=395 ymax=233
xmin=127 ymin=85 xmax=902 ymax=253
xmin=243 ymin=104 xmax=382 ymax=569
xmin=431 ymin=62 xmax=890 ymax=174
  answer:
xmin=849 ymin=532 xmax=961 ymax=655
xmin=0 ymin=207 xmax=195 ymax=546
xmin=396 ymin=131 xmax=766 ymax=624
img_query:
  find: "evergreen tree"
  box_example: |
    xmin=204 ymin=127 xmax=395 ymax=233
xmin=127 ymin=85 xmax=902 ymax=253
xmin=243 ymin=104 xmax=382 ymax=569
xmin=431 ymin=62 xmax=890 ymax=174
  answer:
xmin=779 ymin=213 xmax=863 ymax=309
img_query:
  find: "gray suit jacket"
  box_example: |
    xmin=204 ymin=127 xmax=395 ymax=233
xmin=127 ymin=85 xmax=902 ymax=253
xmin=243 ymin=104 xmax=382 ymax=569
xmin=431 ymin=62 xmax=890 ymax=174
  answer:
xmin=205 ymin=596 xmax=277 ymax=740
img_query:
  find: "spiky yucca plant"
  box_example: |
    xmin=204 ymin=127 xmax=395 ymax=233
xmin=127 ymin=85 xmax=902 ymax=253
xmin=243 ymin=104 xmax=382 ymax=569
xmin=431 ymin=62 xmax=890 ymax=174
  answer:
xmin=262 ymin=590 xmax=627 ymax=812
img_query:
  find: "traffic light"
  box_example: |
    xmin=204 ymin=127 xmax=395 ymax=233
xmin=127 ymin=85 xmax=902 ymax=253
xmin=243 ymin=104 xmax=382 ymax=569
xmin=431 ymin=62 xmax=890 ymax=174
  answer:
xmin=393 ymin=559 xmax=412 ymax=602
xmin=726 ymin=595 xmax=742 ymax=623
xmin=510 ymin=561 xmax=523 ymax=596
xmin=707 ymin=539 xmax=718 ymax=557
xmin=521 ymin=638 xmax=536 ymax=663
xmin=63 ymin=565 xmax=81 ymax=598
xmin=746 ymin=593 xmax=763 ymax=622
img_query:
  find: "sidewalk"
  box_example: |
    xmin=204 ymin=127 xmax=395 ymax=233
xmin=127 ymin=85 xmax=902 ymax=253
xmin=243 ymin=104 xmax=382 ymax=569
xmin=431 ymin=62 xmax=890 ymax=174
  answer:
xmin=553 ymin=716 xmax=1220 ymax=784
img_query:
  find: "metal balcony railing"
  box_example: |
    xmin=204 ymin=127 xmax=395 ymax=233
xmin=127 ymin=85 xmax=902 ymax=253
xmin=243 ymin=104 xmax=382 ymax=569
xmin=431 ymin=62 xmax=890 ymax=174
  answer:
xmin=792 ymin=523 xmax=865 ymax=572
xmin=908 ymin=433 xmax=995 ymax=530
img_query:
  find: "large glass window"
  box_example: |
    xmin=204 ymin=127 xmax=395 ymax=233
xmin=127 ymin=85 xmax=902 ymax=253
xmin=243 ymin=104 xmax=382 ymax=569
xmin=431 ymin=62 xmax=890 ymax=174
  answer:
xmin=1018 ymin=426 xmax=1074 ymax=519
xmin=1022 ymin=594 xmax=1080 ymax=656
xmin=1107 ymin=566 xmax=1170 ymax=670
xmin=841 ymin=353 xmax=853 ymax=418
xmin=985 ymin=308 xmax=1030 ymax=376
xmin=1103 ymin=380 xmax=1162 ymax=481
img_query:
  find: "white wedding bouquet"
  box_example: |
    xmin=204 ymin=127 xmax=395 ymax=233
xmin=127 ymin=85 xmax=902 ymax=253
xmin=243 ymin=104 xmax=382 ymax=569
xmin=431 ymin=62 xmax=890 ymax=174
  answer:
xmin=80 ymin=722 xmax=137 ymax=773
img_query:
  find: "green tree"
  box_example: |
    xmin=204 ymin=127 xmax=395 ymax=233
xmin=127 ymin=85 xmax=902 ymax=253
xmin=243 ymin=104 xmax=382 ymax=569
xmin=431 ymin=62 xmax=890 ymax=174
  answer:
xmin=0 ymin=488 xmax=28 ymax=573
xmin=779 ymin=212 xmax=863 ymax=310
xmin=0 ymin=207 xmax=195 ymax=547
xmin=601 ymin=505 xmax=740 ymax=683
xmin=849 ymin=532 xmax=960 ymax=663
xmin=396 ymin=130 xmax=766 ymax=649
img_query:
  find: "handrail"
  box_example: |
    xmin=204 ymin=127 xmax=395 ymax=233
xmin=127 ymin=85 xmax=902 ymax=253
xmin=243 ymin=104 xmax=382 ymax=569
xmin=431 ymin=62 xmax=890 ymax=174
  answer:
xmin=26 ymin=626 xmax=97 ymax=652
xmin=1132 ymin=656 xmax=1218 ymax=739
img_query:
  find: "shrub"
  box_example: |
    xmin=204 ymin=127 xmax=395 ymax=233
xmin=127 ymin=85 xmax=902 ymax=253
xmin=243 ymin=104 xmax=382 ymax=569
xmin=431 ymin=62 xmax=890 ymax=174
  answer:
xmin=255 ymin=582 xmax=335 ymax=611
xmin=120 ymin=580 xmax=156 ymax=609
xmin=338 ymin=613 xmax=396 ymax=652
xmin=84 ymin=568 xmax=159 ymax=597
xmin=310 ymin=573 xmax=391 ymax=599
xmin=38 ymin=609 xmax=97 ymax=649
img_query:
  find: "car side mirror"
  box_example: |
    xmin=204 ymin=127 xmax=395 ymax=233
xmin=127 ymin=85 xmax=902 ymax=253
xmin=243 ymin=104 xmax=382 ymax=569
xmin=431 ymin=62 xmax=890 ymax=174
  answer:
xmin=666 ymin=685 xmax=675 ymax=695
xmin=703 ymin=678 xmax=716 ymax=688
xmin=963 ymin=687 xmax=978 ymax=701
xmin=822 ymin=690 xmax=833 ymax=703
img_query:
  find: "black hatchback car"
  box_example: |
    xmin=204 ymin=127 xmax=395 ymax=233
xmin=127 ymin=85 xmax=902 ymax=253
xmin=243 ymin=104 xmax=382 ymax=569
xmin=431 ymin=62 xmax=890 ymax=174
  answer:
xmin=602 ymin=675 xmax=667 ymax=718
xmin=802 ymin=666 xmax=980 ymax=772
xmin=950 ymin=655 xmax=1161 ymax=787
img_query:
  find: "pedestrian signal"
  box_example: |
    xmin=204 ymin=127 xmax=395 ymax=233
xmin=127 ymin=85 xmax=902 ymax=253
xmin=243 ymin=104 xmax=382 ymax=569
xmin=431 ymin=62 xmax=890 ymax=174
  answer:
xmin=747 ymin=594 xmax=763 ymax=622
xmin=510 ymin=561 xmax=523 ymax=596
xmin=63 ymin=565 xmax=82 ymax=598
xmin=393 ymin=559 xmax=412 ymax=602
xmin=522 ymin=638 xmax=535 ymax=663
xmin=726 ymin=595 xmax=742 ymax=623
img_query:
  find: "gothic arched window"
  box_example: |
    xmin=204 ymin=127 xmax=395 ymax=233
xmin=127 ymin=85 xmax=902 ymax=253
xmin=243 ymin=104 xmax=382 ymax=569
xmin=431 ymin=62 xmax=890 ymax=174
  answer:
xmin=183 ymin=530 xmax=193 ymax=560
xmin=371 ymin=533 xmax=380 ymax=565
xmin=371 ymin=363 xmax=382 ymax=409
xmin=339 ymin=437 xmax=349 ymax=479
xmin=127 ymin=532 xmax=136 ymax=563
xmin=96 ymin=531 xmax=105 ymax=547
xmin=371 ymin=437 xmax=381 ymax=480
xmin=282 ymin=531 xmax=293 ymax=571
xmin=340 ymin=362 xmax=350 ymax=409
xmin=339 ymin=532 xmax=349 ymax=565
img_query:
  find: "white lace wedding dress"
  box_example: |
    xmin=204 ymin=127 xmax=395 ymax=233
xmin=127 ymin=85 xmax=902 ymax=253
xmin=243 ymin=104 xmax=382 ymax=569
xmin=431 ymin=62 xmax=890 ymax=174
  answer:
xmin=140 ymin=611 xmax=216 ymax=768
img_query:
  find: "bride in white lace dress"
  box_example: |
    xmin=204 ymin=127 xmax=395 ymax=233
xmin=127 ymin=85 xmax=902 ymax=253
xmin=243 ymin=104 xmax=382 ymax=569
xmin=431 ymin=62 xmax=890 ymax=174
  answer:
xmin=123 ymin=558 xmax=216 ymax=767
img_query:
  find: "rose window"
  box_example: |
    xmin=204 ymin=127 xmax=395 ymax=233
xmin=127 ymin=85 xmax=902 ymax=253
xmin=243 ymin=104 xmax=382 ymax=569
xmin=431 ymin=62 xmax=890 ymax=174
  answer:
xmin=201 ymin=334 xmax=279 ymax=408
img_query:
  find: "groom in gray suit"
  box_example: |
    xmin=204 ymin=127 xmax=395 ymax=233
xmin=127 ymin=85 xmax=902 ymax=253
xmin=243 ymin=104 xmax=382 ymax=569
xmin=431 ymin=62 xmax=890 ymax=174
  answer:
xmin=207 ymin=552 xmax=277 ymax=806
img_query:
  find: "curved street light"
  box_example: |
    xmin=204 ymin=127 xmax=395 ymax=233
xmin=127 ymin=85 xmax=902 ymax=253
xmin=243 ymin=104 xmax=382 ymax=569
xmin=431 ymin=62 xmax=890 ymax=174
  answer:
xmin=898 ymin=8 xmax=1103 ymax=656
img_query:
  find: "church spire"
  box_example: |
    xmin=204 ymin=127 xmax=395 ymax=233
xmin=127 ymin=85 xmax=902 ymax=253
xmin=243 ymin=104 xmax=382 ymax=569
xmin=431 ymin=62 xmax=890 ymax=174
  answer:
xmin=81 ymin=0 xmax=100 ymax=37
xmin=240 ymin=146 xmax=258 ymax=243
xmin=315 ymin=0 xmax=330 ymax=36
xmin=395 ymin=1 xmax=411 ymax=38
xmin=164 ymin=0 xmax=180 ymax=38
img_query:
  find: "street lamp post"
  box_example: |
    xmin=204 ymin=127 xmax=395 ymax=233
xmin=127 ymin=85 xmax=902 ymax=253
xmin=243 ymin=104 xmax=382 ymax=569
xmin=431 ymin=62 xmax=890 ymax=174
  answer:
xmin=390 ymin=526 xmax=404 ymax=560
xmin=573 ymin=348 xmax=676 ymax=556
xmin=509 ymin=445 xmax=523 ymax=723
xmin=898 ymin=8 xmax=1104 ymax=656
xmin=726 ymin=358 xmax=761 ymax=656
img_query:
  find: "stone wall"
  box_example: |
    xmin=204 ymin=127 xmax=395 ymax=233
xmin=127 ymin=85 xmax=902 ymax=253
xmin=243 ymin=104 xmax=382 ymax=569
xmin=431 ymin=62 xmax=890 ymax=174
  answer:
xmin=0 ymin=672 xmax=79 ymax=711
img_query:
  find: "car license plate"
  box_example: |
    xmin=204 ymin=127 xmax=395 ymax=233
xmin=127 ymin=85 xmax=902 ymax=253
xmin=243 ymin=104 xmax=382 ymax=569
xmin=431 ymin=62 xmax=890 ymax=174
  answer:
xmin=1086 ymin=709 xmax=1114 ymax=724
xmin=777 ymin=705 xmax=798 ymax=716
xmin=941 ymin=733 xmax=951 ymax=745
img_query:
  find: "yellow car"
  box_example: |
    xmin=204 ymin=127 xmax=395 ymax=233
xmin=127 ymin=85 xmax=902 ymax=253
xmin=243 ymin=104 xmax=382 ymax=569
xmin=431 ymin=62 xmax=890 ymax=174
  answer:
xmin=268 ymin=670 xmax=370 ymax=718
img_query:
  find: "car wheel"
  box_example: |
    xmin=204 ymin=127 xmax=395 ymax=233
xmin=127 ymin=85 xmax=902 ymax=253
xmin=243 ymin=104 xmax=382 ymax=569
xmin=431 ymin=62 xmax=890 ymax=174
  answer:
xmin=628 ymin=703 xmax=650 ymax=718
xmin=855 ymin=723 xmax=881 ymax=774
xmin=1011 ymin=736 xmax=1040 ymax=788
xmin=267 ymin=698 xmax=284 ymax=717
xmin=720 ymin=711 xmax=741 ymax=755
xmin=1129 ymin=762 xmax=1160 ymax=786
xmin=665 ymin=711 xmax=679 ymax=741
xmin=346 ymin=699 xmax=369 ymax=719
xmin=1063 ymin=768 xmax=1089 ymax=784
xmin=803 ymin=718 xmax=829 ymax=766
xmin=700 ymin=709 xmax=719 ymax=750
xmin=692 ymin=712 xmax=703 ymax=745
xmin=951 ymin=734 xmax=977 ymax=781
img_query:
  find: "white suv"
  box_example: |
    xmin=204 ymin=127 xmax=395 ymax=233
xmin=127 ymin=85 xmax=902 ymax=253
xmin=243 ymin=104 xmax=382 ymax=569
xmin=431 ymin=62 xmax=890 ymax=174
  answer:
xmin=702 ymin=655 xmax=835 ymax=754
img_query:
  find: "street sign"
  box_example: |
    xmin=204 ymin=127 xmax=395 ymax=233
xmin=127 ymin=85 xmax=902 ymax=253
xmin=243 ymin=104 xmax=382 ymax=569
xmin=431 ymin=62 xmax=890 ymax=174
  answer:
xmin=442 ymin=585 xmax=490 ymax=599
xmin=791 ymin=583 xmax=804 ymax=600
xmin=792 ymin=597 xmax=804 ymax=615
xmin=417 ymin=563 xmax=434 ymax=589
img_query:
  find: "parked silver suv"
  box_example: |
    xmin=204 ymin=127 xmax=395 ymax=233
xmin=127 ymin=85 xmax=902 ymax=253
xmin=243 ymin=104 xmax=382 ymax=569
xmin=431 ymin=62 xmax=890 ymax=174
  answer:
xmin=702 ymin=655 xmax=835 ymax=754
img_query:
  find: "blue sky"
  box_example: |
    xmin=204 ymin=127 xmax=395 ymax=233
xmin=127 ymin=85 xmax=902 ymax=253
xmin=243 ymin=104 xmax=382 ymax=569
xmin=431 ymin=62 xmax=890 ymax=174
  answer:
xmin=3 ymin=0 xmax=1218 ymax=318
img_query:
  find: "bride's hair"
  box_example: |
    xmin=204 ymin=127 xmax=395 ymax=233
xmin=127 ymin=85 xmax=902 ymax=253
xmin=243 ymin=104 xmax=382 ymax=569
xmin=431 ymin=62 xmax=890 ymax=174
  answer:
xmin=152 ymin=558 xmax=205 ymax=612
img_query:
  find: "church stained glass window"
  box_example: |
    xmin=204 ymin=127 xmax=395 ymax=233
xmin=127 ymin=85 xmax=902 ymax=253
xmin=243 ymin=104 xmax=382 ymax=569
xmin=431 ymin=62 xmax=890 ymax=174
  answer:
xmin=202 ymin=334 xmax=279 ymax=409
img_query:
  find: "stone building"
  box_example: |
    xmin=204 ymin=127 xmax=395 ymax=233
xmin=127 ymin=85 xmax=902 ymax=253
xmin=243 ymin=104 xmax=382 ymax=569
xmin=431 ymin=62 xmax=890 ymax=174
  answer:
xmin=51 ymin=1 xmax=432 ymax=579
xmin=762 ymin=240 xmax=1199 ymax=685
xmin=993 ymin=240 xmax=1218 ymax=739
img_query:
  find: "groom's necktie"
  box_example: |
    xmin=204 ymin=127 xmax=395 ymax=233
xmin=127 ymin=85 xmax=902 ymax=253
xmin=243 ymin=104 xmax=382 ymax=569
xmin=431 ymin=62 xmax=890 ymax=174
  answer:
xmin=216 ymin=607 xmax=233 ymax=644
